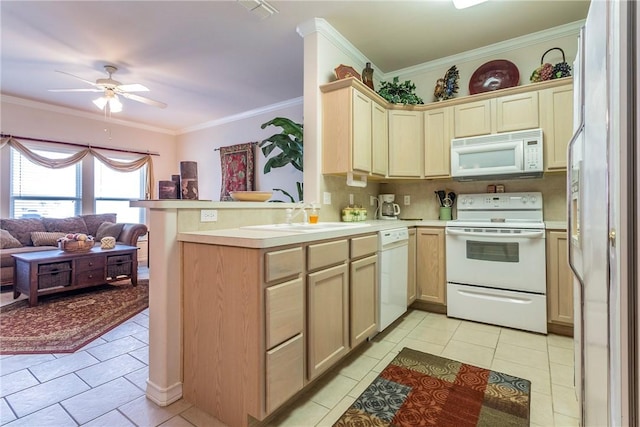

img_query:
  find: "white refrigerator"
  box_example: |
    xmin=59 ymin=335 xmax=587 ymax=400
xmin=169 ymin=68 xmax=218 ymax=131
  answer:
xmin=567 ymin=0 xmax=638 ymax=425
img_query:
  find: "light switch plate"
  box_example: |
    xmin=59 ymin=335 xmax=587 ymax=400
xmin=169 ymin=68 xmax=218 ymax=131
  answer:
xmin=370 ymin=196 xmax=376 ymax=206
xmin=200 ymin=209 xmax=218 ymax=222
xmin=349 ymin=194 xmax=354 ymax=205
xmin=404 ymin=195 xmax=411 ymax=205
xmin=323 ymin=192 xmax=331 ymax=205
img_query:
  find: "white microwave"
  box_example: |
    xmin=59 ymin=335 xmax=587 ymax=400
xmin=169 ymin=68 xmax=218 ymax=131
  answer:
xmin=450 ymin=128 xmax=544 ymax=180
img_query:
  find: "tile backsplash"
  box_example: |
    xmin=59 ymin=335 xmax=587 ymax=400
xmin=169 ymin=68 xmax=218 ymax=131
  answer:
xmin=320 ymin=172 xmax=566 ymax=222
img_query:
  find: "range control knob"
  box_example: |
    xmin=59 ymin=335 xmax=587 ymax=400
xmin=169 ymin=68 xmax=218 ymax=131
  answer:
xmin=521 ymin=196 xmax=529 ymax=204
xmin=530 ymin=196 xmax=537 ymax=203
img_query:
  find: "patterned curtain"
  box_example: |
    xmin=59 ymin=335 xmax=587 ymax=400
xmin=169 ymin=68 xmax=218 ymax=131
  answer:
xmin=218 ymin=142 xmax=257 ymax=201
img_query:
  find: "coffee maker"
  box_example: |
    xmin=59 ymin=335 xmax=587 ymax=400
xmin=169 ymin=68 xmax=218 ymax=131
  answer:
xmin=377 ymin=194 xmax=401 ymax=220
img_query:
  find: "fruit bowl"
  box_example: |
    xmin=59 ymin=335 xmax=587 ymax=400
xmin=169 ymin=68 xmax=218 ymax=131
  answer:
xmin=229 ymin=191 xmax=273 ymax=202
xmin=58 ymin=238 xmax=95 ymax=252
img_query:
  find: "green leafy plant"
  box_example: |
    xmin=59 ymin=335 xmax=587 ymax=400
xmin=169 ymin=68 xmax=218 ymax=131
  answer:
xmin=259 ymin=117 xmax=304 ymax=202
xmin=377 ymin=76 xmax=424 ymax=105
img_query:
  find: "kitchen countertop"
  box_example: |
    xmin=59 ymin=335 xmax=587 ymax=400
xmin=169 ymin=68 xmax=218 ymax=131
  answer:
xmin=545 ymin=221 xmax=568 ymax=230
xmin=178 ymin=219 xmax=448 ymax=249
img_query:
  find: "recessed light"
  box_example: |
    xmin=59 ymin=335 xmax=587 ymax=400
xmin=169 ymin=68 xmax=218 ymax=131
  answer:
xmin=453 ymin=0 xmax=488 ymax=9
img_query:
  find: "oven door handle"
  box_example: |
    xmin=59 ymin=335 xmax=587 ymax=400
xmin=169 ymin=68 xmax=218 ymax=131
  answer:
xmin=446 ymin=229 xmax=545 ymax=239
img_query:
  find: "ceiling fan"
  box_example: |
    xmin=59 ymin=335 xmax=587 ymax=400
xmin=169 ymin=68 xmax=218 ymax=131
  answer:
xmin=49 ymin=65 xmax=167 ymax=112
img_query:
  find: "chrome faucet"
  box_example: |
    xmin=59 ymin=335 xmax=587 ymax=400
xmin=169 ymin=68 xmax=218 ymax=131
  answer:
xmin=285 ymin=201 xmax=311 ymax=224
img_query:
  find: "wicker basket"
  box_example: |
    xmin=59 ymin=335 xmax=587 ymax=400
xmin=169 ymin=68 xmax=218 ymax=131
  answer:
xmin=58 ymin=238 xmax=95 ymax=252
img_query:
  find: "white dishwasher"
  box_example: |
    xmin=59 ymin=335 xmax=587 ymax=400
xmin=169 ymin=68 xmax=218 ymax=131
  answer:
xmin=377 ymin=227 xmax=409 ymax=331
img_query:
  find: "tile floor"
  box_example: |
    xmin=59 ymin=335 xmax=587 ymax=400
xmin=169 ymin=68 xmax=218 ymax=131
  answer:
xmin=1 ymin=288 xmax=579 ymax=426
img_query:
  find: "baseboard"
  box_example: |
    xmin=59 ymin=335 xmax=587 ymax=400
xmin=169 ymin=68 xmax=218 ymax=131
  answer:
xmin=409 ymin=300 xmax=447 ymax=314
xmin=146 ymin=379 xmax=183 ymax=406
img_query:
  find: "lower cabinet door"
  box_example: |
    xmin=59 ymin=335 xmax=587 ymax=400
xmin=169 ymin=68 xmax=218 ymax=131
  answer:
xmin=307 ymin=263 xmax=349 ymax=380
xmin=266 ymin=334 xmax=304 ymax=414
xmin=350 ymin=255 xmax=378 ymax=347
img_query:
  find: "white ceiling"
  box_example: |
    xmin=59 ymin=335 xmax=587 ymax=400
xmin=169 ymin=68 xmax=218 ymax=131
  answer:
xmin=1 ymin=1 xmax=589 ymax=133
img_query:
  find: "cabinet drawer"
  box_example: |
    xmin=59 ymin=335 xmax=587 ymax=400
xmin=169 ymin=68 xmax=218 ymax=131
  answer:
xmin=265 ymin=277 xmax=304 ymax=349
xmin=75 ymin=256 xmax=105 ymax=272
xmin=350 ymin=234 xmax=378 ymax=259
xmin=307 ymin=239 xmax=348 ymax=271
xmin=266 ymin=334 xmax=304 ymax=414
xmin=265 ymin=247 xmax=303 ymax=283
xmin=75 ymin=269 xmax=105 ymax=286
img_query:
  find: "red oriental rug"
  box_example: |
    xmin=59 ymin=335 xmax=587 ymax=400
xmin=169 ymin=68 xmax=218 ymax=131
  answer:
xmin=0 ymin=279 xmax=148 ymax=355
xmin=334 ymin=347 xmax=531 ymax=427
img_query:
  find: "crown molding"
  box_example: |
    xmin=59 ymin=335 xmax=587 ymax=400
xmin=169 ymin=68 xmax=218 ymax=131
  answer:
xmin=178 ymin=96 xmax=304 ymax=134
xmin=297 ymin=18 xmax=380 ymax=74
xmin=382 ymin=20 xmax=585 ymax=80
xmin=1 ymin=94 xmax=176 ymax=135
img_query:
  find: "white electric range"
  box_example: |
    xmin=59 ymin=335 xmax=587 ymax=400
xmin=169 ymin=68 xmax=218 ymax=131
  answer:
xmin=445 ymin=192 xmax=547 ymax=334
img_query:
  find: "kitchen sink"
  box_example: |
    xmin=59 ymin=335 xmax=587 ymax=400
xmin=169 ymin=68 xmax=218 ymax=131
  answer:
xmin=241 ymin=222 xmax=371 ymax=233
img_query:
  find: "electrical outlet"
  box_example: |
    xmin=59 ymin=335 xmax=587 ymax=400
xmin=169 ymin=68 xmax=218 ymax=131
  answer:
xmin=200 ymin=209 xmax=218 ymax=222
xmin=323 ymin=192 xmax=332 ymax=205
xmin=404 ymin=195 xmax=411 ymax=205
xmin=370 ymin=196 xmax=376 ymax=206
xmin=349 ymin=194 xmax=354 ymax=205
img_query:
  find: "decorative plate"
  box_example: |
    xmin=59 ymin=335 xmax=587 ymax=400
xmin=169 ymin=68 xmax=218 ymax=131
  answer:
xmin=334 ymin=64 xmax=361 ymax=81
xmin=469 ymin=60 xmax=520 ymax=95
xmin=229 ymin=191 xmax=273 ymax=202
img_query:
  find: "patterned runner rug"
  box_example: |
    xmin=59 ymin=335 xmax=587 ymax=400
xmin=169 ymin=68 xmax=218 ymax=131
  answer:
xmin=0 ymin=279 xmax=148 ymax=354
xmin=334 ymin=347 xmax=531 ymax=427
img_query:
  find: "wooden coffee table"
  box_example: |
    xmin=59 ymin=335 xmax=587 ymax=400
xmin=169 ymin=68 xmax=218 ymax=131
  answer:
xmin=12 ymin=244 xmax=138 ymax=307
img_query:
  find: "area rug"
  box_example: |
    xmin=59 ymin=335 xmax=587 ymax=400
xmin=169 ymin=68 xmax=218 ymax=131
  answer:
xmin=0 ymin=279 xmax=148 ymax=355
xmin=334 ymin=347 xmax=531 ymax=427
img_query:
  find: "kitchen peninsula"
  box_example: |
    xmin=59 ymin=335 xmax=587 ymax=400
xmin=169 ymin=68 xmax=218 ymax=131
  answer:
xmin=131 ymin=198 xmax=445 ymax=425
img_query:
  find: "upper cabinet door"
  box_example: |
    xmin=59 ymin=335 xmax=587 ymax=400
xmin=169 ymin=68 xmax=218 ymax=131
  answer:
xmin=388 ymin=110 xmax=423 ymax=177
xmin=424 ymin=107 xmax=452 ymax=178
xmin=539 ymin=84 xmax=573 ymax=170
xmin=495 ymin=92 xmax=539 ymax=133
xmin=371 ymin=101 xmax=388 ymax=177
xmin=352 ymin=89 xmax=373 ymax=173
xmin=453 ymin=100 xmax=491 ymax=137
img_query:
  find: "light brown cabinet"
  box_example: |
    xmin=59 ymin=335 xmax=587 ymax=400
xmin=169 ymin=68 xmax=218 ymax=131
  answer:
xmin=539 ymin=84 xmax=573 ymax=170
xmin=416 ymin=227 xmax=446 ymax=306
xmin=321 ymin=83 xmax=388 ymax=177
xmin=182 ymin=243 xmax=305 ymax=426
xmin=388 ymin=109 xmax=423 ymax=177
xmin=349 ymin=234 xmax=379 ymax=347
xmin=424 ymin=107 xmax=453 ymax=177
xmin=453 ymin=92 xmax=539 ymax=138
xmin=407 ymin=228 xmax=417 ymax=305
xmin=307 ymin=262 xmax=349 ymax=380
xmin=546 ymin=231 xmax=574 ymax=333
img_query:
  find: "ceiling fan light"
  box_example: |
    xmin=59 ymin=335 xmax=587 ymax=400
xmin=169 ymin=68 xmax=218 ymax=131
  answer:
xmin=452 ymin=0 xmax=488 ymax=9
xmin=92 ymin=96 xmax=108 ymax=110
xmin=108 ymin=95 xmax=123 ymax=113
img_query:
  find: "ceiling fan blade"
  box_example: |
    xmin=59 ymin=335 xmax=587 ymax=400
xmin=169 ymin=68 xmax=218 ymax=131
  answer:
xmin=116 ymin=83 xmax=149 ymax=92
xmin=120 ymin=92 xmax=167 ymax=109
xmin=55 ymin=70 xmax=100 ymax=87
xmin=48 ymin=88 xmax=103 ymax=92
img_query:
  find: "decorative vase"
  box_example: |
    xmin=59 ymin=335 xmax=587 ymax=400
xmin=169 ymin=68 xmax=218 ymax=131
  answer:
xmin=180 ymin=161 xmax=199 ymax=200
xmin=362 ymin=62 xmax=374 ymax=90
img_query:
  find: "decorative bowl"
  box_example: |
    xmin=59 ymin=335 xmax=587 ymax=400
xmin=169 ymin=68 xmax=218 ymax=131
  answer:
xmin=469 ymin=59 xmax=520 ymax=95
xmin=58 ymin=238 xmax=95 ymax=252
xmin=229 ymin=191 xmax=273 ymax=202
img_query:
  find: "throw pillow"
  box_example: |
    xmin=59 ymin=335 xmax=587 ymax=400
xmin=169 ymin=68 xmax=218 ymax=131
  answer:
xmin=0 ymin=218 xmax=46 ymax=246
xmin=96 ymin=222 xmax=124 ymax=241
xmin=0 ymin=229 xmax=23 ymax=249
xmin=31 ymin=231 xmax=66 ymax=247
xmin=82 ymin=213 xmax=117 ymax=236
xmin=42 ymin=217 xmax=89 ymax=235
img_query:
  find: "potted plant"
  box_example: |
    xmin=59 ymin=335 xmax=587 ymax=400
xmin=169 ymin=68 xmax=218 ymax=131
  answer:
xmin=377 ymin=76 xmax=424 ymax=105
xmin=259 ymin=117 xmax=304 ymax=202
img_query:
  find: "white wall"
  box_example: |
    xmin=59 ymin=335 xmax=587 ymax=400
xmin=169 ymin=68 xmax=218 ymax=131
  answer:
xmin=175 ymin=102 xmax=303 ymax=202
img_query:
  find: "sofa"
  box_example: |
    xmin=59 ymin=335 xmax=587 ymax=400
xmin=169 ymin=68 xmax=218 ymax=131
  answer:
xmin=0 ymin=213 xmax=148 ymax=287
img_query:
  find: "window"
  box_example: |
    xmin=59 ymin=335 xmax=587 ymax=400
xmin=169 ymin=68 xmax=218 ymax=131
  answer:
xmin=9 ymin=146 xmax=146 ymax=224
xmin=94 ymin=158 xmax=146 ymax=224
xmin=10 ymin=147 xmax=81 ymax=219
